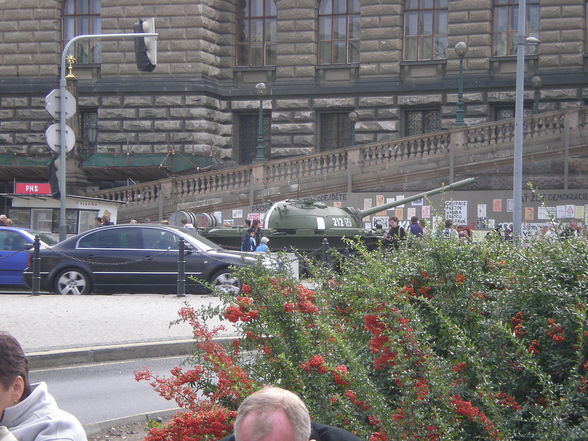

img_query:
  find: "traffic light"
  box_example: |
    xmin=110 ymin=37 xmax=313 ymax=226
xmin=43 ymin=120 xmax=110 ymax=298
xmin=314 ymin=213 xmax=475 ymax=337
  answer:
xmin=48 ymin=157 xmax=60 ymax=199
xmin=134 ymin=18 xmax=157 ymax=72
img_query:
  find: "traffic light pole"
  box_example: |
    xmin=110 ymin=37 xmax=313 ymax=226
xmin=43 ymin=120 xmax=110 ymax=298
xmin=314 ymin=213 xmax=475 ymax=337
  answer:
xmin=58 ymin=32 xmax=157 ymax=241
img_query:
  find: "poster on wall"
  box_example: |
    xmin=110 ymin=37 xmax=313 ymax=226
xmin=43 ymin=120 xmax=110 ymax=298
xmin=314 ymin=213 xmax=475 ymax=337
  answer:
xmin=524 ymin=207 xmax=534 ymax=221
xmin=412 ymin=198 xmax=423 ymax=206
xmin=477 ymin=204 xmax=487 ymax=218
xmin=334 ymin=201 xmax=342 ymax=208
xmin=376 ymin=195 xmax=386 ymax=215
xmin=407 ymin=207 xmax=416 ymax=219
xmin=565 ymin=205 xmax=575 ymax=218
xmin=232 ymin=209 xmax=243 ymax=219
xmin=213 ymin=211 xmax=222 ymax=223
xmin=372 ymin=216 xmax=388 ymax=230
xmin=396 ymin=195 xmax=405 ymax=207
xmin=395 ymin=207 xmax=404 ymax=220
xmin=422 ymin=205 xmax=430 ymax=218
xmin=444 ymin=201 xmax=468 ymax=225
xmin=492 ymin=199 xmax=502 ymax=212
xmin=538 ymin=206 xmax=555 ymax=220
xmin=507 ymin=199 xmax=513 ymax=213
xmin=556 ymin=205 xmax=566 ymax=219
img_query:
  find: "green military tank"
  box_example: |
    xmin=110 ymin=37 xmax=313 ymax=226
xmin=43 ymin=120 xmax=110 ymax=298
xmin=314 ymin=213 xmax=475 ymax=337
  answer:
xmin=173 ymin=178 xmax=474 ymax=251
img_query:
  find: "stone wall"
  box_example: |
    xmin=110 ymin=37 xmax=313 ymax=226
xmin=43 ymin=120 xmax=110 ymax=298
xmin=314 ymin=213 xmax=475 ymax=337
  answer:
xmin=1 ymin=0 xmax=588 ymax=181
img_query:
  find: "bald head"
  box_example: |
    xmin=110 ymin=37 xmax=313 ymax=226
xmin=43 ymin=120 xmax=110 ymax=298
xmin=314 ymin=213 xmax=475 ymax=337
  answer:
xmin=234 ymin=387 xmax=311 ymax=441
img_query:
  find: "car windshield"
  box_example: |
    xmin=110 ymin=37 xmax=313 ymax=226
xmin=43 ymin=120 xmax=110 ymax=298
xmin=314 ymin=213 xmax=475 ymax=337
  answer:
xmin=177 ymin=228 xmax=222 ymax=251
xmin=37 ymin=232 xmax=58 ymax=246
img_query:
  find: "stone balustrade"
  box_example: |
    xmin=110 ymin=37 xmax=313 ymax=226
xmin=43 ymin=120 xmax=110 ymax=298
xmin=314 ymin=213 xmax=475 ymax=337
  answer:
xmin=90 ymin=106 xmax=587 ymax=220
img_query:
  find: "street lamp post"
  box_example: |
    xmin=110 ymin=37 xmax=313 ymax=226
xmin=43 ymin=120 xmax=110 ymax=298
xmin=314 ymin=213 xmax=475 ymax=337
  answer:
xmin=254 ymin=82 xmax=267 ymax=162
xmin=513 ymin=0 xmax=541 ymax=239
xmin=531 ymin=75 xmax=542 ymax=114
xmin=454 ymin=41 xmax=468 ymax=125
xmin=348 ymin=110 xmax=358 ymax=146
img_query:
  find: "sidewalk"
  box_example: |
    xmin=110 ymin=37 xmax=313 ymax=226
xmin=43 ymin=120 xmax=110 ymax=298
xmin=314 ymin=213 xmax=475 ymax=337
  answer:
xmin=3 ymin=293 xmax=237 ymax=368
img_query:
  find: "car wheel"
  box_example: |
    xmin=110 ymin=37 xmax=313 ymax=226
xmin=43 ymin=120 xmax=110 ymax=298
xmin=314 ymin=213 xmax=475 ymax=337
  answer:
xmin=54 ymin=269 xmax=91 ymax=295
xmin=211 ymin=269 xmax=241 ymax=295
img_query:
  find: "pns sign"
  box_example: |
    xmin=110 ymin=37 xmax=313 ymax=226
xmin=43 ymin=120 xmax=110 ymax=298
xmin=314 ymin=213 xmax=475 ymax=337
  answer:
xmin=15 ymin=182 xmax=52 ymax=195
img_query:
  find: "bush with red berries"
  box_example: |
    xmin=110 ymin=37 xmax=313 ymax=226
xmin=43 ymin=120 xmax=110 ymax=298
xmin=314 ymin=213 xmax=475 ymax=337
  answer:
xmin=137 ymin=234 xmax=588 ymax=440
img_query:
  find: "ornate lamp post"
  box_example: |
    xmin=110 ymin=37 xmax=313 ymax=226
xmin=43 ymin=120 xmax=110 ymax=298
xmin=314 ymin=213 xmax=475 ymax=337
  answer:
xmin=454 ymin=42 xmax=468 ymax=125
xmin=531 ymin=75 xmax=542 ymax=114
xmin=254 ymin=82 xmax=267 ymax=162
xmin=348 ymin=110 xmax=358 ymax=146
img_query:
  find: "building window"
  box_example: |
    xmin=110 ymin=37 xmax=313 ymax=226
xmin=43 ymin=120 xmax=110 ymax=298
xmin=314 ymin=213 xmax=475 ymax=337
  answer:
xmin=403 ymin=0 xmax=448 ymax=61
xmin=319 ymin=112 xmax=353 ymax=151
xmin=237 ymin=0 xmax=277 ymax=66
xmin=493 ymin=0 xmax=539 ymax=57
xmin=236 ymin=113 xmax=271 ymax=164
xmin=404 ymin=109 xmax=441 ymax=136
xmin=318 ymin=0 xmax=360 ymax=65
xmin=62 ymin=0 xmax=101 ymax=64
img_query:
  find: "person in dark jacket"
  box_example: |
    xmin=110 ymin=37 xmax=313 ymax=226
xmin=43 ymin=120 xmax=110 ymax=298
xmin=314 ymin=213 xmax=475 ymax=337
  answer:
xmin=219 ymin=386 xmax=362 ymax=441
xmin=407 ymin=216 xmax=423 ymax=237
xmin=383 ymin=216 xmax=405 ymax=248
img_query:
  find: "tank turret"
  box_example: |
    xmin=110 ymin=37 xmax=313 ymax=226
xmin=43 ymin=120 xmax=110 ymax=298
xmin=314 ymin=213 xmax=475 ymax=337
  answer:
xmin=176 ymin=178 xmax=475 ymax=251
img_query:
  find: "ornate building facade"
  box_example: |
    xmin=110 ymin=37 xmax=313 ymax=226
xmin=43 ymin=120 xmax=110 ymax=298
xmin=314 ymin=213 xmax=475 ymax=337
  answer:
xmin=0 ymin=0 xmax=587 ymax=194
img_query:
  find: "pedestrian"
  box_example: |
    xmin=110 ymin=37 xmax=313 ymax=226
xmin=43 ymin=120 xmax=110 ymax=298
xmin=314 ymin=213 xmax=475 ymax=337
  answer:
xmin=220 ymin=386 xmax=361 ymax=441
xmin=94 ymin=217 xmax=102 ymax=227
xmin=383 ymin=216 xmax=405 ymax=248
xmin=0 ymin=215 xmax=6 ymax=226
xmin=438 ymin=220 xmax=459 ymax=239
xmin=0 ymin=332 xmax=87 ymax=441
xmin=255 ymin=236 xmax=270 ymax=252
xmin=181 ymin=218 xmax=195 ymax=229
xmin=129 ymin=219 xmax=138 ymax=224
xmin=408 ymin=216 xmax=423 ymax=237
xmin=240 ymin=228 xmax=256 ymax=252
xmin=251 ymin=219 xmax=262 ymax=246
xmin=101 ymin=214 xmax=114 ymax=226
xmin=419 ymin=218 xmax=428 ymax=236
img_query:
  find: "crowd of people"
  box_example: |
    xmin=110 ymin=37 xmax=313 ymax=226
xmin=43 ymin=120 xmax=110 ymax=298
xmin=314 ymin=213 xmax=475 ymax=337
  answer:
xmin=240 ymin=219 xmax=271 ymax=253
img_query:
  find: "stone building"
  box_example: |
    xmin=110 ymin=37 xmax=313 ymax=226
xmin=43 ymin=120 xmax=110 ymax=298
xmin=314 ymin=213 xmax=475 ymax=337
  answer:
xmin=0 ymin=0 xmax=587 ymax=195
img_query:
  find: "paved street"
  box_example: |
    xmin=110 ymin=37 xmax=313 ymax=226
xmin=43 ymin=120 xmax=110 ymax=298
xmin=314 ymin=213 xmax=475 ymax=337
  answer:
xmin=2 ymin=293 xmax=236 ymax=354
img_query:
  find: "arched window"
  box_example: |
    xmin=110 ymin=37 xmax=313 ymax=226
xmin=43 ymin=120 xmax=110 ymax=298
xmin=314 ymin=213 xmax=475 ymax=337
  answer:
xmin=493 ymin=0 xmax=539 ymax=57
xmin=318 ymin=0 xmax=360 ymax=65
xmin=237 ymin=0 xmax=277 ymax=66
xmin=403 ymin=0 xmax=448 ymax=61
xmin=62 ymin=0 xmax=101 ymax=64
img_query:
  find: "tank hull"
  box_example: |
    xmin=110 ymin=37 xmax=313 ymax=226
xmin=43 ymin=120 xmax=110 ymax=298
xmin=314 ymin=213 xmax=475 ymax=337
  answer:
xmin=201 ymin=227 xmax=380 ymax=252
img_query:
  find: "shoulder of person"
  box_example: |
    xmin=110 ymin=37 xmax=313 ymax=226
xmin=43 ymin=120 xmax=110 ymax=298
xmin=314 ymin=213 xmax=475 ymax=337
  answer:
xmin=310 ymin=422 xmax=363 ymax=441
xmin=0 ymin=427 xmax=19 ymax=441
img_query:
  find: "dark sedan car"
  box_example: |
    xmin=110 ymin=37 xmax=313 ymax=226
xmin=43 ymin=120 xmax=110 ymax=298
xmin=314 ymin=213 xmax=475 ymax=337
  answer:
xmin=23 ymin=224 xmax=259 ymax=295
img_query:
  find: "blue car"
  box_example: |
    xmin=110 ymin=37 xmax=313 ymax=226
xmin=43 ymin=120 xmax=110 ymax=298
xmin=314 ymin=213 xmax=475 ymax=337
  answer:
xmin=0 ymin=227 xmax=57 ymax=287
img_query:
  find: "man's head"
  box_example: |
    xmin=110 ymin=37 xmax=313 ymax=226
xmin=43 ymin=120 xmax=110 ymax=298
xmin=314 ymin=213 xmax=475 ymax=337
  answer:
xmin=444 ymin=219 xmax=453 ymax=228
xmin=252 ymin=219 xmax=261 ymax=229
xmin=234 ymin=387 xmax=311 ymax=441
xmin=389 ymin=216 xmax=399 ymax=227
xmin=410 ymin=216 xmax=418 ymax=224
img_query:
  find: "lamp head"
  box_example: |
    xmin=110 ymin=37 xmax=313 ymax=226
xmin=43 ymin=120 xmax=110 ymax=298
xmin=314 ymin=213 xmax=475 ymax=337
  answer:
xmin=348 ymin=111 xmax=358 ymax=122
xmin=255 ymin=82 xmax=267 ymax=96
xmin=454 ymin=41 xmax=468 ymax=57
xmin=531 ymin=76 xmax=542 ymax=89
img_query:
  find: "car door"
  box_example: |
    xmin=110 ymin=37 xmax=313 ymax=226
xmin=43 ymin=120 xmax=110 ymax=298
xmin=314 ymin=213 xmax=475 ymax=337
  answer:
xmin=0 ymin=230 xmax=30 ymax=285
xmin=76 ymin=227 xmax=145 ymax=292
xmin=135 ymin=227 xmax=210 ymax=292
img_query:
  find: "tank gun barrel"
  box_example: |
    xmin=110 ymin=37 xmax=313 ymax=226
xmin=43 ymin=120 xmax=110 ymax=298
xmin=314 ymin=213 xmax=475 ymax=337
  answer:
xmin=357 ymin=177 xmax=475 ymax=219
